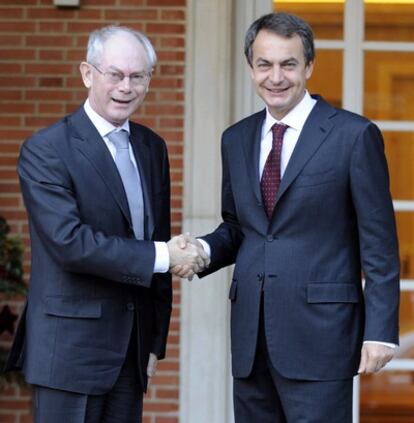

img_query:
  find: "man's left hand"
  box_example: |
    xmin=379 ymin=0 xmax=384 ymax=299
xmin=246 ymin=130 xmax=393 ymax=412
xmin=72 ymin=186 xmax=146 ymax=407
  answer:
xmin=358 ymin=343 xmax=394 ymax=374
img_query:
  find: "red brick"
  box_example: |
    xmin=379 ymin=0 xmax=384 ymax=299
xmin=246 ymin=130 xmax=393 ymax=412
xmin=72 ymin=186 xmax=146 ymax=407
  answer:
xmin=147 ymin=23 xmax=185 ymax=34
xmin=157 ymin=51 xmax=185 ymax=61
xmin=27 ymin=8 xmax=75 ymax=19
xmin=25 ymin=89 xmax=73 ymax=101
xmin=0 ymin=49 xmax=36 ymax=61
xmin=0 ymin=35 xmax=23 ymax=47
xmin=0 ymin=77 xmax=35 ymax=88
xmin=66 ymin=49 xmax=85 ymax=62
xmin=0 ymin=399 xmax=31 ymax=410
xmin=0 ymin=117 xmax=21 ymax=126
xmin=155 ymin=418 xmax=178 ymax=423
xmin=104 ymin=9 xmax=158 ymax=21
xmin=0 ymin=104 xmax=35 ymax=114
xmin=0 ymin=62 xmax=21 ymax=74
xmin=67 ymin=22 xmax=110 ymax=33
xmin=2 ymin=91 xmax=22 ymax=101
xmin=26 ymin=35 xmax=74 ymax=47
xmin=145 ymin=104 xmax=183 ymax=116
xmin=160 ymin=37 xmax=185 ymax=48
xmin=144 ymin=402 xmax=178 ymax=412
xmin=156 ymin=388 xmax=179 ymax=399
xmin=38 ymin=21 xmax=65 ymax=32
xmin=147 ymin=0 xmax=185 ymax=5
xmin=160 ymin=118 xmax=183 ymax=127
xmin=119 ymin=0 xmax=146 ymax=5
xmin=39 ymin=50 xmax=65 ymax=61
xmin=149 ymin=76 xmax=183 ymax=89
xmin=0 ymin=197 xmax=20 ymax=208
xmin=0 ymin=413 xmax=16 ymax=422
xmin=0 ymin=129 xmax=30 ymax=141
xmin=25 ymin=117 xmax=60 ymax=127
xmin=38 ymin=103 xmax=64 ymax=114
xmin=0 ymin=157 xmax=18 ymax=167
xmin=0 ymin=22 xmax=35 ymax=32
xmin=80 ymin=0 xmax=116 ymax=5
xmin=161 ymin=10 xmax=185 ymax=20
xmin=25 ymin=63 xmax=72 ymax=75
xmin=39 ymin=77 xmax=64 ymax=87
xmin=78 ymin=10 xmax=103 ymax=20
xmin=0 ymin=8 xmax=23 ymax=19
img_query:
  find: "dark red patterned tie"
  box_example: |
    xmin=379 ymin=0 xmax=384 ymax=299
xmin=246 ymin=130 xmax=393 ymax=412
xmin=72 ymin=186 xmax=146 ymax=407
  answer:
xmin=260 ymin=123 xmax=288 ymax=218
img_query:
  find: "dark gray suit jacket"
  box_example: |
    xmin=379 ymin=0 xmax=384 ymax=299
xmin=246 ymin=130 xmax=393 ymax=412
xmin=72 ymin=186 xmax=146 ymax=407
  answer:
xmin=6 ymin=106 xmax=172 ymax=394
xmin=202 ymin=96 xmax=400 ymax=381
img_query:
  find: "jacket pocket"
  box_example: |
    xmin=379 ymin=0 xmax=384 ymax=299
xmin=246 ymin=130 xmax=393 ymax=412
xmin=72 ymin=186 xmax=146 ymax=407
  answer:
xmin=295 ymin=169 xmax=336 ymax=187
xmin=307 ymin=283 xmax=359 ymax=303
xmin=44 ymin=296 xmax=102 ymax=318
xmin=228 ymin=279 xmax=238 ymax=301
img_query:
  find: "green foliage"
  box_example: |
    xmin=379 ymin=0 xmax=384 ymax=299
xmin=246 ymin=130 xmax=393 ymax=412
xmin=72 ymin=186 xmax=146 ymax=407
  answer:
xmin=0 ymin=216 xmax=26 ymax=388
xmin=0 ymin=216 xmax=26 ymax=297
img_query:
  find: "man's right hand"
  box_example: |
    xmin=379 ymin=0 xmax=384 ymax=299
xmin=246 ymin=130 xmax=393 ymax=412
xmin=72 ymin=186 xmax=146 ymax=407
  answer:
xmin=167 ymin=233 xmax=210 ymax=279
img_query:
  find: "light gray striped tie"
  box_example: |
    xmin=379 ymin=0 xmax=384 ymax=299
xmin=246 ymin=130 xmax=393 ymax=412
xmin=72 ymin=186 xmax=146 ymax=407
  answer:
xmin=108 ymin=129 xmax=144 ymax=239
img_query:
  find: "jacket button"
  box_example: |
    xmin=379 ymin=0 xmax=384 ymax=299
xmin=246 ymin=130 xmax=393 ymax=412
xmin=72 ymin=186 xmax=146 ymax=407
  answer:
xmin=266 ymin=235 xmax=274 ymax=242
xmin=126 ymin=302 xmax=135 ymax=311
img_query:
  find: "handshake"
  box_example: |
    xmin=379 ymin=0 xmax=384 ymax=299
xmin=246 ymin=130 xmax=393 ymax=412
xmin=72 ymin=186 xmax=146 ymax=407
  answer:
xmin=167 ymin=233 xmax=210 ymax=279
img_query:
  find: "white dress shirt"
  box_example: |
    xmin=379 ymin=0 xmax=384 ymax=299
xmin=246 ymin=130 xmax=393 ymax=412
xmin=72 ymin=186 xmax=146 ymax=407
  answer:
xmin=259 ymin=90 xmax=316 ymax=178
xmin=83 ymin=100 xmax=169 ymax=273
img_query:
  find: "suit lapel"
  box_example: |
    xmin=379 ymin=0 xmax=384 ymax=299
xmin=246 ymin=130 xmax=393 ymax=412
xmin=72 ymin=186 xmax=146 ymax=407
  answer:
xmin=130 ymin=124 xmax=155 ymax=240
xmin=69 ymin=107 xmax=133 ymax=228
xmin=241 ymin=110 xmax=266 ymax=205
xmin=274 ymin=97 xmax=336 ymax=206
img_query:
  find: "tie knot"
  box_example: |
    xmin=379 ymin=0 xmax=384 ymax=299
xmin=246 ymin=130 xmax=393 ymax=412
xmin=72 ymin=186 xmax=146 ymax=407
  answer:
xmin=108 ymin=129 xmax=129 ymax=150
xmin=271 ymin=123 xmax=288 ymax=140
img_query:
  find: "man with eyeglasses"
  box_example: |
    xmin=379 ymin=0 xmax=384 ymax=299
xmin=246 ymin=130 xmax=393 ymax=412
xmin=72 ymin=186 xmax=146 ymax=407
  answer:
xmin=5 ymin=25 xmax=208 ymax=423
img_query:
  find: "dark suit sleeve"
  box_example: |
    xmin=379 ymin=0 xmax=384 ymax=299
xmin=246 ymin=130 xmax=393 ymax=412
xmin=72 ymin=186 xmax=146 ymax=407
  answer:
xmin=200 ymin=133 xmax=244 ymax=275
xmin=350 ymin=122 xmax=400 ymax=344
xmin=18 ymin=134 xmax=156 ymax=288
xmin=149 ymin=142 xmax=172 ymax=359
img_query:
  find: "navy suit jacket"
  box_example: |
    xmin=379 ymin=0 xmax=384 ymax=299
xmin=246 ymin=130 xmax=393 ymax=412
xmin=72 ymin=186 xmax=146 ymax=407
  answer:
xmin=5 ymin=106 xmax=172 ymax=394
xmin=202 ymin=96 xmax=400 ymax=381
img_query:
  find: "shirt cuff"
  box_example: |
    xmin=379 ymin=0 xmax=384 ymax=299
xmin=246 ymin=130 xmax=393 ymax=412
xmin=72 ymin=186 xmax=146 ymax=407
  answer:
xmin=363 ymin=340 xmax=397 ymax=349
xmin=197 ymin=238 xmax=211 ymax=257
xmin=153 ymin=241 xmax=170 ymax=273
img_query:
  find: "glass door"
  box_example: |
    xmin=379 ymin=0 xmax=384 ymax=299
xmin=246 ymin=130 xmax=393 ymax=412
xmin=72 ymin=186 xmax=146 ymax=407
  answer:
xmin=271 ymin=1 xmax=414 ymax=421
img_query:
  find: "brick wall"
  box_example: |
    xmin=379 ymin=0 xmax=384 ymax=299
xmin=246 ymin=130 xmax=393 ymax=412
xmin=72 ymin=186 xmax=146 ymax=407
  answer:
xmin=0 ymin=0 xmax=185 ymax=421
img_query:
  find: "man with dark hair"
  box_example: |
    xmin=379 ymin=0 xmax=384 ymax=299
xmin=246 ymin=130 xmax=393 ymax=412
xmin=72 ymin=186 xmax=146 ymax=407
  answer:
xmin=176 ymin=12 xmax=399 ymax=422
xmin=5 ymin=25 xmax=207 ymax=423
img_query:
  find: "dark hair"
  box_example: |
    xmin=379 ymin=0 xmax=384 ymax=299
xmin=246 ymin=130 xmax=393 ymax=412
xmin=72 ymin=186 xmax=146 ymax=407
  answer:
xmin=244 ymin=12 xmax=315 ymax=67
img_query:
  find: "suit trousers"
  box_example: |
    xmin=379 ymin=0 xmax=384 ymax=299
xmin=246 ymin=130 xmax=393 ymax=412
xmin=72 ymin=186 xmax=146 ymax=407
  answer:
xmin=233 ymin=297 xmax=353 ymax=423
xmin=32 ymin=319 xmax=143 ymax=423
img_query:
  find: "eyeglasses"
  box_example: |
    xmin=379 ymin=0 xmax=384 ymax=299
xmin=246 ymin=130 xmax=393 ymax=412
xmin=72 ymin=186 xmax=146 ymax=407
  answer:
xmin=90 ymin=63 xmax=151 ymax=86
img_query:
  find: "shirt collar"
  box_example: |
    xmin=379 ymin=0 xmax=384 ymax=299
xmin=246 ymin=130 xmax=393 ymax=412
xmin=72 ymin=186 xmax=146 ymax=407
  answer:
xmin=262 ymin=91 xmax=317 ymax=137
xmin=83 ymin=99 xmax=130 ymax=138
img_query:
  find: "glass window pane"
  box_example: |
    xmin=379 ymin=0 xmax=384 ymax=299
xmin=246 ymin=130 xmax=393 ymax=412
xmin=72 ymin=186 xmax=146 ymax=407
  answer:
xmin=396 ymin=212 xmax=414 ymax=280
xmin=273 ymin=1 xmax=343 ymax=40
xmin=364 ymin=52 xmax=414 ymax=121
xmin=365 ymin=2 xmax=414 ymax=42
xmin=360 ymin=370 xmax=414 ymax=420
xmin=398 ymin=291 xmax=414 ymax=360
xmin=384 ymin=132 xmax=414 ymax=201
xmin=360 ymin=292 xmax=414 ymax=418
xmin=307 ymin=50 xmax=342 ymax=108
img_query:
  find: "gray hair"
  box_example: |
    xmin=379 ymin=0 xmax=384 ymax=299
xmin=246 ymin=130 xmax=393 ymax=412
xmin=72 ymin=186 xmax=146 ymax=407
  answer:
xmin=244 ymin=12 xmax=315 ymax=67
xmin=86 ymin=25 xmax=157 ymax=70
